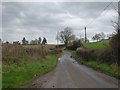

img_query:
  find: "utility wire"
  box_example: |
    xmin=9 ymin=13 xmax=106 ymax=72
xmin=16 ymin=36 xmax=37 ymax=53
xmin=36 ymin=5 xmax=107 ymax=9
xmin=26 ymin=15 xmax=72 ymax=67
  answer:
xmin=73 ymin=1 xmax=116 ymax=38
xmin=80 ymin=1 xmax=115 ymax=41
xmin=112 ymin=2 xmax=118 ymax=12
xmin=85 ymin=1 xmax=114 ymax=28
xmin=72 ymin=1 xmax=114 ymax=31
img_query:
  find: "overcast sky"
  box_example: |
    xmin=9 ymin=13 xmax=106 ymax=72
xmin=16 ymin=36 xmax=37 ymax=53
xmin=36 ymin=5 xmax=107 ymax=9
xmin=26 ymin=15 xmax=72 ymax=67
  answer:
xmin=2 ymin=1 xmax=118 ymax=44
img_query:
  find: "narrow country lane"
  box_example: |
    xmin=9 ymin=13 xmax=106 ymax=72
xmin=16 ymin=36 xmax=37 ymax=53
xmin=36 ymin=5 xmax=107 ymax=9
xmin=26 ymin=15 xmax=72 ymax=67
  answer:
xmin=24 ymin=51 xmax=118 ymax=88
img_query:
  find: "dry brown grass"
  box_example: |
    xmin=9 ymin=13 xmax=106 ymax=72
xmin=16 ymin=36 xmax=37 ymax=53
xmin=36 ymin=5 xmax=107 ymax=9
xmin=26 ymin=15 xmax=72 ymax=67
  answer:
xmin=23 ymin=44 xmax=55 ymax=50
xmin=2 ymin=44 xmax=61 ymax=88
xmin=2 ymin=44 xmax=56 ymax=64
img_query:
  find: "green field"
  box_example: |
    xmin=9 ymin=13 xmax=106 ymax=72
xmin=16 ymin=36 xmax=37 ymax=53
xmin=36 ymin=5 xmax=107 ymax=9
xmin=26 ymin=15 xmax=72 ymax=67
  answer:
xmin=0 ymin=46 xmax=2 ymax=89
xmin=3 ymin=54 xmax=60 ymax=88
xmin=2 ymin=44 xmax=61 ymax=88
xmin=83 ymin=41 xmax=109 ymax=49
xmin=0 ymin=63 xmax=1 ymax=90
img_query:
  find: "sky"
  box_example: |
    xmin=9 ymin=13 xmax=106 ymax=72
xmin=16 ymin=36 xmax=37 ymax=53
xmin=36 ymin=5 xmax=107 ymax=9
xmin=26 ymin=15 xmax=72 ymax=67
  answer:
xmin=1 ymin=1 xmax=119 ymax=44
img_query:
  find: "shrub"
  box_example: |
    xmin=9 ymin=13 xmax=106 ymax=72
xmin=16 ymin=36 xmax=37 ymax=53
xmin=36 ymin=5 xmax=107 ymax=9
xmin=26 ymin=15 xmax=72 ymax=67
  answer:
xmin=110 ymin=32 xmax=120 ymax=50
xmin=76 ymin=47 xmax=96 ymax=61
xmin=99 ymin=48 xmax=118 ymax=64
xmin=67 ymin=40 xmax=83 ymax=50
xmin=110 ymin=32 xmax=119 ymax=64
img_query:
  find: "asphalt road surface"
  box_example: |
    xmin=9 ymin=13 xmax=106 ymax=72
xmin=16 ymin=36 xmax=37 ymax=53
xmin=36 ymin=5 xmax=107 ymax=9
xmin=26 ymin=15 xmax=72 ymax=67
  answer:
xmin=24 ymin=51 xmax=118 ymax=88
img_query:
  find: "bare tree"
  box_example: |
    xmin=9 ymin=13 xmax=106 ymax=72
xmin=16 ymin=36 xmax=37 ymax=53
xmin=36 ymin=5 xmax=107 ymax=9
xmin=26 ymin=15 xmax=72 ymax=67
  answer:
xmin=92 ymin=32 xmax=106 ymax=41
xmin=100 ymin=32 xmax=106 ymax=40
xmin=111 ymin=1 xmax=120 ymax=33
xmin=92 ymin=33 xmax=101 ymax=41
xmin=38 ymin=37 xmax=41 ymax=44
xmin=57 ymin=27 xmax=74 ymax=47
xmin=112 ymin=20 xmax=120 ymax=33
xmin=22 ymin=37 xmax=28 ymax=45
xmin=42 ymin=37 xmax=47 ymax=45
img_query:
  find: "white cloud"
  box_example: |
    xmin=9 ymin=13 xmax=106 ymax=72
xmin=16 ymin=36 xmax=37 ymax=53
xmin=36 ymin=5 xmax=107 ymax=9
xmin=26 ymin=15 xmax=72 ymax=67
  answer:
xmin=2 ymin=0 xmax=119 ymax=2
xmin=2 ymin=2 xmax=118 ymax=44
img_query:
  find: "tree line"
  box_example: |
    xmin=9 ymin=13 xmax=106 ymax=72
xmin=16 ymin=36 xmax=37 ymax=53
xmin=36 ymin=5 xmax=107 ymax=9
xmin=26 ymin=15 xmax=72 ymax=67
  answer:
xmin=22 ymin=37 xmax=47 ymax=45
xmin=56 ymin=27 xmax=113 ymax=49
xmin=2 ymin=37 xmax=47 ymax=45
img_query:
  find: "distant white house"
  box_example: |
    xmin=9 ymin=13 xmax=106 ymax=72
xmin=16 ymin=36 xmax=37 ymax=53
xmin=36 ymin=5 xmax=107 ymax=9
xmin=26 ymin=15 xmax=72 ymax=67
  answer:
xmin=100 ymin=39 xmax=110 ymax=42
xmin=13 ymin=41 xmax=20 ymax=45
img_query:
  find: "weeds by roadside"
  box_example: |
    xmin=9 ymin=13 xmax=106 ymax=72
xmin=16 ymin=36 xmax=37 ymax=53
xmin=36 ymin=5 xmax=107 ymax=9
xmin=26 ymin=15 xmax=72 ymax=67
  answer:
xmin=2 ymin=44 xmax=61 ymax=88
xmin=3 ymin=54 xmax=60 ymax=88
xmin=71 ymin=51 xmax=120 ymax=79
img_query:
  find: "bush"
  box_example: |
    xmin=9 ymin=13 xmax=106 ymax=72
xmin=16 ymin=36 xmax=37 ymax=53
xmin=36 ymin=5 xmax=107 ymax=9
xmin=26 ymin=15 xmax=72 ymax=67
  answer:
xmin=99 ymin=48 xmax=118 ymax=64
xmin=76 ymin=46 xmax=118 ymax=65
xmin=110 ymin=32 xmax=119 ymax=64
xmin=76 ymin=47 xmax=96 ymax=61
xmin=110 ymin=32 xmax=120 ymax=50
xmin=49 ymin=47 xmax=62 ymax=54
xmin=67 ymin=40 xmax=83 ymax=50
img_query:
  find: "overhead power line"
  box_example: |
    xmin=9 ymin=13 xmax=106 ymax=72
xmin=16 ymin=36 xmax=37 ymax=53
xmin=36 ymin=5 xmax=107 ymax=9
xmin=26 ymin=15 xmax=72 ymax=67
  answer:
xmin=72 ymin=1 xmax=115 ymax=31
xmin=72 ymin=1 xmax=116 ymax=41
xmin=111 ymin=2 xmax=118 ymax=12
xmin=85 ymin=1 xmax=113 ymax=27
xmin=82 ymin=1 xmax=115 ymax=42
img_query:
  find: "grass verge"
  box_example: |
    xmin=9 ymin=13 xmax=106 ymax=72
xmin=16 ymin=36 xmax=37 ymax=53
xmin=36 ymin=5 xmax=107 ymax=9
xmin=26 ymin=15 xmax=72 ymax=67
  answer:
xmin=0 ymin=75 xmax=1 ymax=90
xmin=2 ymin=54 xmax=60 ymax=88
xmin=83 ymin=41 xmax=109 ymax=50
xmin=71 ymin=51 xmax=120 ymax=79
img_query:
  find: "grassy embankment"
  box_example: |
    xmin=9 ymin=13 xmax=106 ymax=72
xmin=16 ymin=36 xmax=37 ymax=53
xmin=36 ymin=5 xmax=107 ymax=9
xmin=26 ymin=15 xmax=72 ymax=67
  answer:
xmin=71 ymin=41 xmax=119 ymax=78
xmin=2 ymin=44 xmax=61 ymax=88
xmin=83 ymin=41 xmax=109 ymax=49
xmin=0 ymin=46 xmax=2 ymax=89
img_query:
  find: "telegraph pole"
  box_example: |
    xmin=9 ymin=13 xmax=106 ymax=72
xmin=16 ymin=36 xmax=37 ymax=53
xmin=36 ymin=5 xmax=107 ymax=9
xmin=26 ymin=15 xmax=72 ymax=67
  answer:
xmin=85 ymin=27 xmax=87 ymax=43
xmin=57 ymin=31 xmax=59 ymax=48
xmin=80 ymin=35 xmax=81 ymax=39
